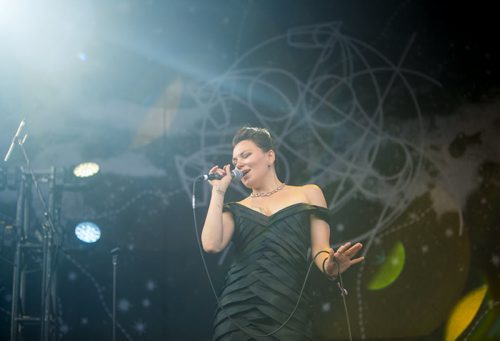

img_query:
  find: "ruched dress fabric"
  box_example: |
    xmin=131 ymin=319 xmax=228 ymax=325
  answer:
xmin=213 ymin=202 xmax=331 ymax=341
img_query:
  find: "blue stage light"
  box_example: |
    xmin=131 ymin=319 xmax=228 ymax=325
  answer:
xmin=75 ymin=222 xmax=101 ymax=243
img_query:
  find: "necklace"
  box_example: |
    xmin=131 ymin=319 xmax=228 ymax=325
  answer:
xmin=250 ymin=183 xmax=286 ymax=198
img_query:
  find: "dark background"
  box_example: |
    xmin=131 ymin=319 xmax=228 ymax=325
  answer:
xmin=1 ymin=1 xmax=499 ymax=340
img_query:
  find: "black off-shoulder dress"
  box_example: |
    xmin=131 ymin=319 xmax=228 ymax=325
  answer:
xmin=213 ymin=202 xmax=331 ymax=340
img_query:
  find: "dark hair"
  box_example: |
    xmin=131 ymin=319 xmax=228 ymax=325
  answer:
xmin=232 ymin=127 xmax=274 ymax=152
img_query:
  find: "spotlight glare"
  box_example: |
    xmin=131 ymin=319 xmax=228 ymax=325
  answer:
xmin=78 ymin=52 xmax=87 ymax=61
xmin=75 ymin=222 xmax=101 ymax=243
xmin=73 ymin=162 xmax=100 ymax=178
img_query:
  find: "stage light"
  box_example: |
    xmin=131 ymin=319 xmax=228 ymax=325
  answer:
xmin=74 ymin=222 xmax=101 ymax=243
xmin=78 ymin=52 xmax=87 ymax=61
xmin=445 ymin=284 xmax=488 ymax=341
xmin=73 ymin=162 xmax=100 ymax=178
xmin=367 ymin=241 xmax=406 ymax=290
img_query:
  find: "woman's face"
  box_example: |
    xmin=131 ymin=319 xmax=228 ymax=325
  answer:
xmin=232 ymin=139 xmax=274 ymax=188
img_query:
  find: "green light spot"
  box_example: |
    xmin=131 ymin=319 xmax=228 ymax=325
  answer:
xmin=368 ymin=241 xmax=405 ymax=290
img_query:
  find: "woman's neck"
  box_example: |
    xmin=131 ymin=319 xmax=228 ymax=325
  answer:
xmin=252 ymin=172 xmax=282 ymax=194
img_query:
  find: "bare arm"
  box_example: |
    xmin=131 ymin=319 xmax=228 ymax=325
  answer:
xmin=201 ymin=164 xmax=235 ymax=253
xmin=306 ymin=184 xmax=333 ymax=271
xmin=307 ymin=184 xmax=364 ymax=276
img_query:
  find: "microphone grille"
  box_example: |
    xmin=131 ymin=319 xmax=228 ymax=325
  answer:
xmin=232 ymin=169 xmax=243 ymax=181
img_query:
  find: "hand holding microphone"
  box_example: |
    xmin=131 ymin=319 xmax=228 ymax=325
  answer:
xmin=201 ymin=165 xmax=242 ymax=181
xmin=200 ymin=164 xmax=242 ymax=194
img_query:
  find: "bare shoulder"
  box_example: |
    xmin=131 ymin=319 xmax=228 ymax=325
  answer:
xmin=300 ymin=184 xmax=327 ymax=207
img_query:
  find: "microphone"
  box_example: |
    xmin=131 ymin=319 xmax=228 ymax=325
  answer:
xmin=3 ymin=120 xmax=26 ymax=162
xmin=198 ymin=168 xmax=243 ymax=181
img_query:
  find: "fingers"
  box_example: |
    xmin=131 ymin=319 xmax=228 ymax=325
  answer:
xmin=337 ymin=242 xmax=351 ymax=254
xmin=224 ymin=164 xmax=231 ymax=173
xmin=326 ymin=243 xmax=365 ymax=277
xmin=346 ymin=242 xmax=363 ymax=256
xmin=333 ymin=242 xmax=365 ymax=267
xmin=209 ymin=164 xmax=229 ymax=178
xmin=337 ymin=242 xmax=363 ymax=256
xmin=208 ymin=165 xmax=221 ymax=174
xmin=208 ymin=165 xmax=219 ymax=174
xmin=336 ymin=242 xmax=352 ymax=255
xmin=350 ymin=256 xmax=365 ymax=265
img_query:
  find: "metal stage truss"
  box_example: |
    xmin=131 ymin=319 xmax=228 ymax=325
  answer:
xmin=8 ymin=166 xmax=62 ymax=341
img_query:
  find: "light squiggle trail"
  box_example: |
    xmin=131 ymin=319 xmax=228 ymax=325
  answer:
xmin=177 ymin=22 xmax=464 ymax=338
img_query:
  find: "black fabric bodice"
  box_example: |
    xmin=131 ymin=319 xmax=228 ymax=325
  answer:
xmin=213 ymin=202 xmax=330 ymax=341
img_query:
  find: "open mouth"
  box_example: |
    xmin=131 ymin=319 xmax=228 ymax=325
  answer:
xmin=242 ymin=169 xmax=251 ymax=177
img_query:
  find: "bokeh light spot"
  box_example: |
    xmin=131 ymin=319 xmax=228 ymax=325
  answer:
xmin=368 ymin=241 xmax=406 ymax=290
xmin=445 ymin=284 xmax=488 ymax=341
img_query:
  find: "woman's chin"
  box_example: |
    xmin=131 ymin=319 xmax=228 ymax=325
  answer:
xmin=241 ymin=181 xmax=252 ymax=189
xmin=241 ymin=177 xmax=255 ymax=189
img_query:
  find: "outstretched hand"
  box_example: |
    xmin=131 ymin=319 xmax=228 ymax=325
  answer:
xmin=324 ymin=242 xmax=364 ymax=277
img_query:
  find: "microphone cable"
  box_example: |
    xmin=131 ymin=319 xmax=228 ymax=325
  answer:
xmin=191 ymin=180 xmax=353 ymax=340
